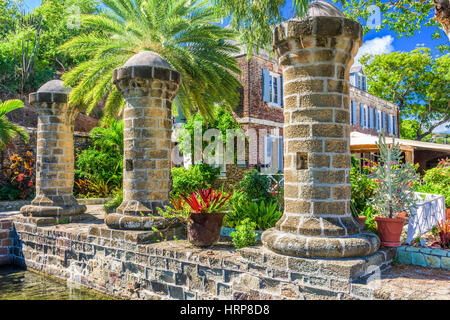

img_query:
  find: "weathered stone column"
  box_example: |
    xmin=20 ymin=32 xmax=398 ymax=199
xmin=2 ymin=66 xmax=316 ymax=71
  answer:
xmin=105 ymin=51 xmax=181 ymax=230
xmin=20 ymin=80 xmax=86 ymax=218
xmin=262 ymin=2 xmax=380 ymax=258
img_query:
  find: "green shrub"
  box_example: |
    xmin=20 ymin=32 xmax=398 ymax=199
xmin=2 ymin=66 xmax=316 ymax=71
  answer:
xmin=237 ymin=169 xmax=272 ymax=203
xmin=416 ymin=158 xmax=450 ymax=208
xmin=104 ymin=190 xmax=123 ymax=213
xmin=350 ymin=157 xmax=377 ymax=218
xmin=74 ymin=119 xmax=123 ymax=198
xmin=225 ymin=196 xmax=282 ymax=231
xmin=230 ymin=218 xmax=258 ymax=249
xmin=170 ymin=163 xmax=220 ymax=198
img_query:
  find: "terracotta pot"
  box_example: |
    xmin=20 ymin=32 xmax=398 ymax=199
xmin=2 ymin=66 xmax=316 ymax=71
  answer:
xmin=374 ymin=216 xmax=405 ymax=247
xmin=357 ymin=216 xmax=366 ymax=229
xmin=187 ymin=212 xmax=225 ymax=247
xmin=446 ymin=208 xmax=450 ymax=221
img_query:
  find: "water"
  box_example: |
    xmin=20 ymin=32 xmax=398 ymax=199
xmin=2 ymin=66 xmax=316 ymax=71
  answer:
xmin=0 ymin=266 xmax=115 ymax=300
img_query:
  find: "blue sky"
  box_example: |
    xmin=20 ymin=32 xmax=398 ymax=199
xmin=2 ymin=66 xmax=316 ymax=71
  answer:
xmin=21 ymin=0 xmax=449 ymax=133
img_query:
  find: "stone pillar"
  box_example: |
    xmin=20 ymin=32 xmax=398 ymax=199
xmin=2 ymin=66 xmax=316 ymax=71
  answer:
xmin=20 ymin=80 xmax=86 ymax=218
xmin=105 ymin=51 xmax=181 ymax=230
xmin=262 ymin=2 xmax=380 ymax=258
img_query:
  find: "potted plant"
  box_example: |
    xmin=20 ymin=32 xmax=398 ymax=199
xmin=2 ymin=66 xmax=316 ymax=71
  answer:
xmin=181 ymin=188 xmax=232 ymax=247
xmin=370 ymin=134 xmax=418 ymax=247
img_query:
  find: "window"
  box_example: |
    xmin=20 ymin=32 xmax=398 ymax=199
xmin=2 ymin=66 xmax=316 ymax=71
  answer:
xmin=264 ymin=135 xmax=283 ymax=172
xmin=360 ymin=104 xmax=364 ymax=127
xmin=263 ymin=69 xmax=283 ymax=107
xmin=382 ymin=111 xmax=386 ymax=131
xmin=360 ymin=104 xmax=369 ymax=128
xmin=393 ymin=115 xmax=397 ymax=135
xmin=377 ymin=110 xmax=382 ymax=132
xmin=351 ymin=101 xmax=357 ymax=125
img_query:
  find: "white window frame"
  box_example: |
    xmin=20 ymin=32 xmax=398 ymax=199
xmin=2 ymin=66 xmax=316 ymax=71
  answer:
xmin=363 ymin=105 xmax=369 ymax=128
xmin=268 ymin=72 xmax=282 ymax=108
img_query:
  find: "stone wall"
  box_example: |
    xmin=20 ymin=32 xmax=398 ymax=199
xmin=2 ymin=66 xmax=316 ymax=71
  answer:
xmin=396 ymin=245 xmax=450 ymax=270
xmin=0 ymin=128 xmax=91 ymax=184
xmin=9 ymin=218 xmax=395 ymax=300
xmin=0 ymin=218 xmax=13 ymax=266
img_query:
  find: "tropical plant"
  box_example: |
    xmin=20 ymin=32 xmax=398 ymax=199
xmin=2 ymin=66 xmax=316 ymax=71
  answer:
xmin=59 ymin=0 xmax=242 ymax=122
xmin=213 ymin=0 xmax=310 ymax=53
xmin=171 ymin=163 xmax=220 ymax=198
xmin=369 ymin=133 xmax=419 ymax=218
xmin=431 ymin=219 xmax=450 ymax=249
xmin=350 ymin=157 xmax=377 ymax=218
xmin=226 ymin=197 xmax=282 ymax=231
xmin=0 ymin=99 xmax=28 ymax=150
xmin=230 ymin=218 xmax=258 ymax=249
xmin=104 ymin=188 xmax=123 ymax=213
xmin=0 ymin=151 xmax=35 ymax=200
xmin=237 ymin=169 xmax=273 ymax=203
xmin=180 ymin=188 xmax=232 ymax=214
xmin=75 ymin=119 xmax=123 ymax=196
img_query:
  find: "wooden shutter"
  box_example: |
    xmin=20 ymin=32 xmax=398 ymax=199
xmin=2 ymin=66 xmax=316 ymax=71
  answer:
xmin=374 ymin=109 xmax=378 ymax=130
xmin=360 ymin=104 xmax=364 ymax=126
xmin=262 ymin=69 xmax=270 ymax=102
xmin=280 ymin=76 xmax=283 ymax=107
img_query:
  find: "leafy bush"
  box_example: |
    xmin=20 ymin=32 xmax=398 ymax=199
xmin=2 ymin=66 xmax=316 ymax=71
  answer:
xmin=171 ymin=163 xmax=220 ymax=198
xmin=0 ymin=151 xmax=35 ymax=200
xmin=230 ymin=218 xmax=258 ymax=249
xmin=237 ymin=169 xmax=272 ymax=203
xmin=415 ymin=158 xmax=450 ymax=208
xmin=225 ymin=196 xmax=282 ymax=231
xmin=350 ymin=157 xmax=377 ymax=218
xmin=74 ymin=119 xmax=123 ymax=198
xmin=104 ymin=190 xmax=123 ymax=213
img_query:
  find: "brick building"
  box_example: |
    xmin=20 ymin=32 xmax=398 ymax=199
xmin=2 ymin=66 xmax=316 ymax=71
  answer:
xmin=174 ymin=50 xmax=400 ymax=174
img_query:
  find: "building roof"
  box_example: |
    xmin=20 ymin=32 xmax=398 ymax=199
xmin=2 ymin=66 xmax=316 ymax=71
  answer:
xmin=350 ymin=132 xmax=450 ymax=153
xmin=350 ymin=65 xmax=364 ymax=74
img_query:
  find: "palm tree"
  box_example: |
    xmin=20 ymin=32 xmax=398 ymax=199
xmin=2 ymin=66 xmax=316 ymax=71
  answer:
xmin=0 ymin=99 xmax=29 ymax=150
xmin=59 ymin=0 xmax=242 ymax=121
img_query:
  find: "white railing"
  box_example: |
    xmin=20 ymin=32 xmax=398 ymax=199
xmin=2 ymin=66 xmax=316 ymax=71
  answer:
xmin=262 ymin=173 xmax=284 ymax=193
xmin=406 ymin=192 xmax=446 ymax=245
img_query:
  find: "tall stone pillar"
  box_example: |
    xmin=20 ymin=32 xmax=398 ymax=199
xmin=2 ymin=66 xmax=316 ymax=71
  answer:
xmin=105 ymin=51 xmax=182 ymax=230
xmin=262 ymin=2 xmax=380 ymax=258
xmin=20 ymin=80 xmax=86 ymax=218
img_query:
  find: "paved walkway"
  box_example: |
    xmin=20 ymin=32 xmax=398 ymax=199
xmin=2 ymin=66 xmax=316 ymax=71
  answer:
xmin=372 ymin=264 xmax=450 ymax=300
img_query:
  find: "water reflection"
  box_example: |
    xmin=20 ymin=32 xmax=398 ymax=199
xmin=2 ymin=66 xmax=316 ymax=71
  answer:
xmin=0 ymin=266 xmax=115 ymax=300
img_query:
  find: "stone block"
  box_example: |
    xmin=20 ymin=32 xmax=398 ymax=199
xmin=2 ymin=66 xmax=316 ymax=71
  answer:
xmin=397 ymin=250 xmax=412 ymax=265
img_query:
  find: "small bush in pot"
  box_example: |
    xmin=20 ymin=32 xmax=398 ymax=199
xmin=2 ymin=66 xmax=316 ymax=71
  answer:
xmin=181 ymin=188 xmax=232 ymax=247
xmin=370 ymin=134 xmax=418 ymax=247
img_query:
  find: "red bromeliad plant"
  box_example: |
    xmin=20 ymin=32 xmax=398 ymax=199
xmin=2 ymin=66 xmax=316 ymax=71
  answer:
xmin=432 ymin=219 xmax=450 ymax=249
xmin=181 ymin=188 xmax=232 ymax=214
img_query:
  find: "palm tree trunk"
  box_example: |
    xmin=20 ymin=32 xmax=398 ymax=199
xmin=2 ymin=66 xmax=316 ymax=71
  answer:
xmin=434 ymin=0 xmax=450 ymax=40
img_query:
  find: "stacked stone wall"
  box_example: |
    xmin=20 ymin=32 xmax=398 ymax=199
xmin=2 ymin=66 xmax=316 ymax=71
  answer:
xmin=10 ymin=219 xmax=395 ymax=300
xmin=0 ymin=218 xmax=13 ymax=265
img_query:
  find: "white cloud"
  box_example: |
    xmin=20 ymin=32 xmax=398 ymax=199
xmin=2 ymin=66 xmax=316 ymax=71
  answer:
xmin=352 ymin=35 xmax=394 ymax=67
